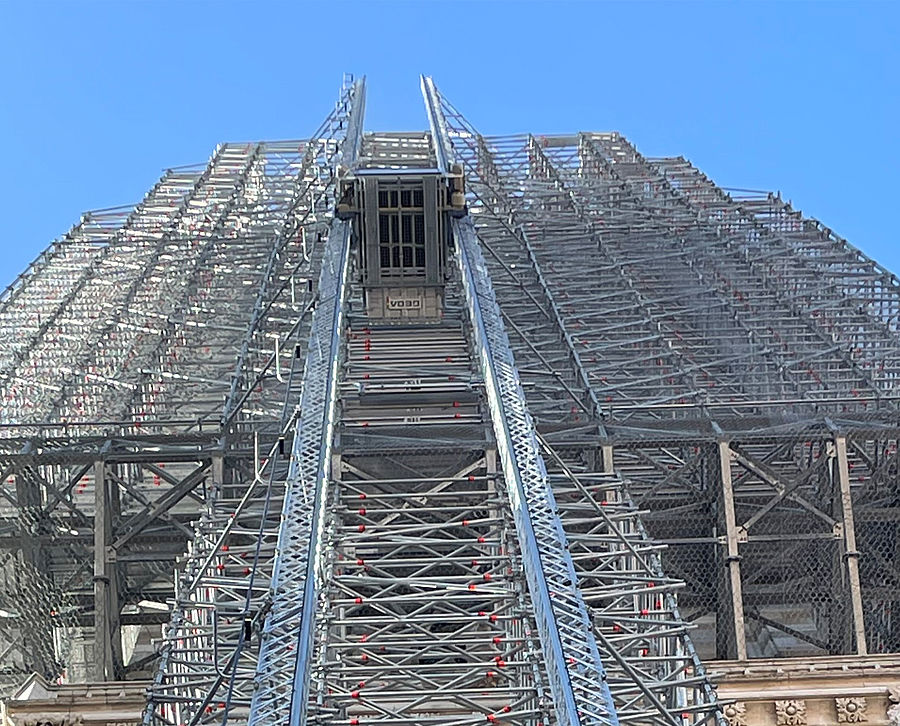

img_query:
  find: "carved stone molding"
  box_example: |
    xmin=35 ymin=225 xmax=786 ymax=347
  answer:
xmin=888 ymin=685 xmax=900 ymax=726
xmin=775 ymin=699 xmax=808 ymax=726
xmin=23 ymin=719 xmax=85 ymax=726
xmin=836 ymin=696 xmax=868 ymax=723
xmin=723 ymin=701 xmax=748 ymax=726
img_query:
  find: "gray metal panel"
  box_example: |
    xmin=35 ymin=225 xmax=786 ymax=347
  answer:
xmin=424 ymin=175 xmax=439 ymax=285
xmin=363 ymin=177 xmax=381 ymax=286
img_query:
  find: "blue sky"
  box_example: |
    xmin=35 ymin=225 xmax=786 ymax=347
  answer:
xmin=1 ymin=1 xmax=898 ymax=288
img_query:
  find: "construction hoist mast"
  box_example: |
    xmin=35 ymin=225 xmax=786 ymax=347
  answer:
xmin=143 ymin=75 xmax=367 ymax=726
xmin=423 ymin=76 xmax=619 ymax=726
xmin=254 ymin=78 xmax=618 ymax=726
xmin=144 ymin=75 xmax=722 ymax=726
xmin=423 ymin=77 xmax=725 ymax=726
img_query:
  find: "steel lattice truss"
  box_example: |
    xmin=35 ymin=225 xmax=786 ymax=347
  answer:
xmin=0 ymin=74 xmax=897 ymax=726
xmin=143 ymin=79 xmax=366 ymax=725
xmin=430 ymin=83 xmax=719 ymax=726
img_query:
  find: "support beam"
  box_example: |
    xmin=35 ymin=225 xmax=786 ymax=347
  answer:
xmin=718 ymin=441 xmax=747 ymax=661
xmin=92 ymin=459 xmax=115 ymax=681
xmin=602 ymin=444 xmax=615 ymax=474
xmin=143 ymin=76 xmax=366 ymax=726
xmin=833 ymin=435 xmax=868 ymax=656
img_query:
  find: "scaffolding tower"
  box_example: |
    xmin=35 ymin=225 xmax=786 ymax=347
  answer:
xmin=0 ymin=76 xmax=897 ymax=726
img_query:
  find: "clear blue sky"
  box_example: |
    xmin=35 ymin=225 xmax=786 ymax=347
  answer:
xmin=1 ymin=1 xmax=898 ymax=289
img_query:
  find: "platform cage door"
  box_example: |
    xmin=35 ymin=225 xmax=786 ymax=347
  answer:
xmin=361 ymin=175 xmax=447 ymax=320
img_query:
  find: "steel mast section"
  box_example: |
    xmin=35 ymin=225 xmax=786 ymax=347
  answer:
xmin=142 ymin=76 xmax=366 ymax=726
xmin=247 ymin=81 xmax=365 ymax=726
xmin=423 ymin=76 xmax=619 ymax=726
xmin=423 ymin=77 xmax=725 ymax=726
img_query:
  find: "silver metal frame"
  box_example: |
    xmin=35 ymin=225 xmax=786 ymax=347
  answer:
xmin=0 ymin=75 xmax=897 ymax=726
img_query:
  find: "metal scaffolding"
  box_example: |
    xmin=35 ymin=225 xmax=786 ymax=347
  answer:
xmin=0 ymin=74 xmax=897 ymax=726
